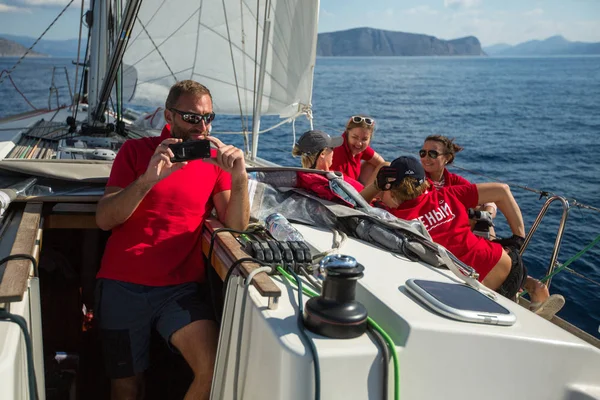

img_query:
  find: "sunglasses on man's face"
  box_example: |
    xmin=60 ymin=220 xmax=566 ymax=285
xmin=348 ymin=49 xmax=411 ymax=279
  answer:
xmin=351 ymin=115 xmax=375 ymax=126
xmin=419 ymin=149 xmax=445 ymax=159
xmin=170 ymin=108 xmax=216 ymax=125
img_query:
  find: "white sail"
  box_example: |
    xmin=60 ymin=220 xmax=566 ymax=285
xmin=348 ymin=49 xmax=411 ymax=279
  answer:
xmin=121 ymin=0 xmax=320 ymax=118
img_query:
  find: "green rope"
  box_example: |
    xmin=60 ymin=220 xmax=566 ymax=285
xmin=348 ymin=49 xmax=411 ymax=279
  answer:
xmin=520 ymin=232 xmax=600 ymax=297
xmin=277 ymin=266 xmax=400 ymax=400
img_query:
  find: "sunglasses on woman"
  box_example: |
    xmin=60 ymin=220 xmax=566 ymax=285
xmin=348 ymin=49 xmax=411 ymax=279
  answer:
xmin=169 ymin=108 xmax=216 ymax=125
xmin=351 ymin=115 xmax=375 ymax=126
xmin=419 ymin=149 xmax=445 ymax=159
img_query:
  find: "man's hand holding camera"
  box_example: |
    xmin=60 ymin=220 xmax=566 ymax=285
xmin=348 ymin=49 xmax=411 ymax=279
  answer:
xmin=141 ymin=138 xmax=187 ymax=185
xmin=205 ymin=136 xmax=247 ymax=180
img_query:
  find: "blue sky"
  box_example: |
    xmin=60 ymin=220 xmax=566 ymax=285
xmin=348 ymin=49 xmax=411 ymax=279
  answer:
xmin=0 ymin=0 xmax=599 ymax=46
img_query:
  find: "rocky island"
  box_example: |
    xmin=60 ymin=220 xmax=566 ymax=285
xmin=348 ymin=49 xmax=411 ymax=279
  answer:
xmin=317 ymin=27 xmax=485 ymax=57
xmin=0 ymin=37 xmax=45 ymax=57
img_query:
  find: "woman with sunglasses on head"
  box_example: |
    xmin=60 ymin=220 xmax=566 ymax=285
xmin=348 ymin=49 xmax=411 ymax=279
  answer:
xmin=292 ymin=129 xmax=364 ymax=192
xmin=420 ymin=135 xmax=498 ymax=239
xmin=360 ymin=156 xmax=565 ymax=319
xmin=331 ymin=115 xmax=386 ymax=186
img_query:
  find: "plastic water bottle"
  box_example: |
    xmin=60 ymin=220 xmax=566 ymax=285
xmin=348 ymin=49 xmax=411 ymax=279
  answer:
xmin=265 ymin=213 xmax=304 ymax=242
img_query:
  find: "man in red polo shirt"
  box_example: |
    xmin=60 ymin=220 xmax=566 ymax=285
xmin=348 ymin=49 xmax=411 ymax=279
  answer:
xmin=95 ymin=80 xmax=249 ymax=400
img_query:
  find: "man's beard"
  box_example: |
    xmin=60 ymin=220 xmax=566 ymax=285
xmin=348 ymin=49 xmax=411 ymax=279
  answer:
xmin=171 ymin=122 xmax=208 ymax=141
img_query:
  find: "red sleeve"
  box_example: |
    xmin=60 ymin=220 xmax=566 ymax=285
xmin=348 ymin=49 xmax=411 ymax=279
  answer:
xmin=447 ymin=171 xmax=471 ymax=186
xmin=361 ymin=146 xmax=375 ymax=161
xmin=106 ymin=140 xmax=138 ymax=188
xmin=445 ymin=184 xmax=479 ymax=208
xmin=210 ymin=148 xmax=232 ymax=195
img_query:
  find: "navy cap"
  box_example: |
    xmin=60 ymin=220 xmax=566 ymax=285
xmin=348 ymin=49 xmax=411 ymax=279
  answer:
xmin=390 ymin=156 xmax=426 ymax=185
xmin=296 ymin=130 xmax=343 ymax=155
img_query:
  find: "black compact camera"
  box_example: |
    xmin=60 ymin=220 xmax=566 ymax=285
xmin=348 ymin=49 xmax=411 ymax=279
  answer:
xmin=168 ymin=140 xmax=212 ymax=162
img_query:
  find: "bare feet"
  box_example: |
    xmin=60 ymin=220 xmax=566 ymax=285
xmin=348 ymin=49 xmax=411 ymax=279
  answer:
xmin=522 ymin=277 xmax=565 ymax=320
xmin=523 ymin=277 xmax=549 ymax=304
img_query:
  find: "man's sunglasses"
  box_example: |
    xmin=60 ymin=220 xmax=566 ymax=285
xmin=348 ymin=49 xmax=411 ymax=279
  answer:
xmin=169 ymin=108 xmax=216 ymax=125
xmin=351 ymin=115 xmax=375 ymax=126
xmin=419 ymin=149 xmax=445 ymax=159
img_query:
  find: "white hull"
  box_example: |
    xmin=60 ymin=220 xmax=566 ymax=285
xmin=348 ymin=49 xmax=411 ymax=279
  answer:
xmin=212 ymin=223 xmax=600 ymax=400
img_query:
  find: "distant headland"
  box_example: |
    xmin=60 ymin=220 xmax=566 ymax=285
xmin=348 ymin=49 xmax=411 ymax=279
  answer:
xmin=0 ymin=37 xmax=46 ymax=57
xmin=317 ymin=28 xmax=485 ymax=57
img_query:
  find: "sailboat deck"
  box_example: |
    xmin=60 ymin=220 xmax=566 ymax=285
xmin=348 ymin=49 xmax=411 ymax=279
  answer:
xmin=4 ymin=120 xmax=67 ymax=160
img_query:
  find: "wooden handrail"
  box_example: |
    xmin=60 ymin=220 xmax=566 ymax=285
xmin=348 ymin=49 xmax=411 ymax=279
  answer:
xmin=0 ymin=202 xmax=42 ymax=303
xmin=201 ymin=219 xmax=280 ymax=302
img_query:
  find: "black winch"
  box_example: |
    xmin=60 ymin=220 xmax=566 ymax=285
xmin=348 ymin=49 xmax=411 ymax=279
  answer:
xmin=303 ymin=254 xmax=368 ymax=339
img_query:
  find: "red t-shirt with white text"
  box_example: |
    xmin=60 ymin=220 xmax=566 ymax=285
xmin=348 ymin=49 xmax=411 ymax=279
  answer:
xmin=97 ymin=125 xmax=232 ymax=286
xmin=379 ymin=184 xmax=503 ymax=280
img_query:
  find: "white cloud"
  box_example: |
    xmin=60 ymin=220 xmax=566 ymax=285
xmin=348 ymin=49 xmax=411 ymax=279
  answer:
xmin=320 ymin=8 xmax=334 ymax=18
xmin=0 ymin=3 xmax=30 ymax=12
xmin=384 ymin=8 xmax=394 ymax=17
xmin=404 ymin=6 xmax=438 ymax=16
xmin=6 ymin=0 xmax=89 ymax=6
xmin=523 ymin=8 xmax=544 ymax=17
xmin=444 ymin=0 xmax=481 ymax=10
xmin=16 ymin=0 xmax=72 ymax=5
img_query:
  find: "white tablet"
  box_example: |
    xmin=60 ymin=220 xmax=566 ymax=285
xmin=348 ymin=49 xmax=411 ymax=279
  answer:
xmin=405 ymin=279 xmax=517 ymax=326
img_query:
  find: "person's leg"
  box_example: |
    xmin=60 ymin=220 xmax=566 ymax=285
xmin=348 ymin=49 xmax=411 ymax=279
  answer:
xmin=171 ymin=320 xmax=219 ymax=400
xmin=95 ymin=279 xmax=153 ymax=400
xmin=483 ymin=248 xmax=527 ymax=300
xmin=523 ymin=277 xmax=549 ymax=304
xmin=481 ymin=250 xmax=512 ymax=290
xmin=153 ymin=282 xmax=218 ymax=400
xmin=111 ymin=374 xmax=144 ymax=400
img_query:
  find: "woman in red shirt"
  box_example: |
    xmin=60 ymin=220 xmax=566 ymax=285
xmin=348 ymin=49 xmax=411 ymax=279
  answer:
xmin=292 ymin=129 xmax=364 ymax=192
xmin=331 ymin=115 xmax=385 ymax=185
xmin=420 ymin=134 xmax=498 ymax=238
xmin=360 ymin=156 xmax=564 ymax=319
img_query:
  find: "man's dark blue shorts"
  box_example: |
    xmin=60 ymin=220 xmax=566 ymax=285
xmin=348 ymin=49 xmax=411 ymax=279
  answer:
xmin=95 ymin=278 xmax=214 ymax=379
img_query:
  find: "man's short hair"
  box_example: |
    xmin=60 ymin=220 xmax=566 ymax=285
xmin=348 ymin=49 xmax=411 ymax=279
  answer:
xmin=165 ymin=80 xmax=213 ymax=109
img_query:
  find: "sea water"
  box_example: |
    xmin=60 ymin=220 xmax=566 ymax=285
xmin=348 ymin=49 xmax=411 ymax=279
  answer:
xmin=1 ymin=55 xmax=599 ymax=338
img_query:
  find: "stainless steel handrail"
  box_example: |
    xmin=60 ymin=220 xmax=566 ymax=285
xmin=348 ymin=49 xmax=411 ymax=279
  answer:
xmin=520 ymin=195 xmax=570 ymax=288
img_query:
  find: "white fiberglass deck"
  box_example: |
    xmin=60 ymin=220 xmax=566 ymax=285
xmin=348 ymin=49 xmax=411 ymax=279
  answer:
xmin=215 ymin=223 xmax=600 ymax=400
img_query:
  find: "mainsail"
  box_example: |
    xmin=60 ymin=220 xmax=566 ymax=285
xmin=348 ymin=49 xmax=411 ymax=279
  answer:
xmin=121 ymin=0 xmax=320 ymax=119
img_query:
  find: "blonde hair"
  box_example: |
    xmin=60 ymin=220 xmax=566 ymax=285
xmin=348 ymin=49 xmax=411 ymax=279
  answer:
xmin=292 ymin=145 xmax=318 ymax=169
xmin=345 ymin=114 xmax=375 ymax=138
xmin=389 ymin=178 xmax=430 ymax=202
xmin=165 ymin=80 xmax=212 ymax=108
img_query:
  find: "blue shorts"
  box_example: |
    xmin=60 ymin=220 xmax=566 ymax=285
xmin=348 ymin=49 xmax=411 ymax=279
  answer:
xmin=95 ymin=278 xmax=214 ymax=379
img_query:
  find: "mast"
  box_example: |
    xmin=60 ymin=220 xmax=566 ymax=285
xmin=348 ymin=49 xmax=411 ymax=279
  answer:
xmin=250 ymin=19 xmax=272 ymax=161
xmin=87 ymin=0 xmax=109 ymax=124
xmin=93 ymin=0 xmax=143 ymax=121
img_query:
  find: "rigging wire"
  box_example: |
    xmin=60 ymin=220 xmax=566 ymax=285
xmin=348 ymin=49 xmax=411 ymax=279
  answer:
xmin=137 ymin=19 xmax=177 ymax=82
xmin=73 ymin=29 xmax=92 ymax=124
xmin=71 ymin=0 xmax=85 ymax=115
xmin=239 ymin=0 xmax=250 ymax=139
xmin=250 ymin=0 xmax=261 ymax=155
xmin=0 ymin=70 xmax=38 ymax=110
xmin=221 ymin=0 xmax=251 ymax=142
xmin=191 ymin=0 xmax=206 ymax=81
xmin=0 ymin=0 xmax=75 ymax=86
xmin=519 ymin=232 xmax=600 ymax=296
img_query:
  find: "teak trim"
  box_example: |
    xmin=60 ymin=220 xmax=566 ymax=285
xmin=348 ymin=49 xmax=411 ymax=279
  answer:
xmin=202 ymin=219 xmax=280 ymax=300
xmin=0 ymin=202 xmax=43 ymax=303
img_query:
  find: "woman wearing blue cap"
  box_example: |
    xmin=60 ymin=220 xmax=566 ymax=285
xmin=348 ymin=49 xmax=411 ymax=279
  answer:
xmin=360 ymin=156 xmax=564 ymax=319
